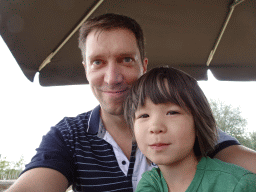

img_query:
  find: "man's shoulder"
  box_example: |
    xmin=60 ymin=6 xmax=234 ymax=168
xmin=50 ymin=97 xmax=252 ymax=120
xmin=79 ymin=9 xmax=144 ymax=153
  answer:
xmin=54 ymin=106 xmax=100 ymax=133
xmin=57 ymin=110 xmax=92 ymax=127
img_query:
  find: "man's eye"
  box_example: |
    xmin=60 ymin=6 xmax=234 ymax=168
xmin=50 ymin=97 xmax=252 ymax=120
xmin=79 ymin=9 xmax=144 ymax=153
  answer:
xmin=138 ymin=114 xmax=149 ymax=118
xmin=166 ymin=111 xmax=179 ymax=115
xmin=92 ymin=60 xmax=102 ymax=65
xmin=123 ymin=57 xmax=133 ymax=63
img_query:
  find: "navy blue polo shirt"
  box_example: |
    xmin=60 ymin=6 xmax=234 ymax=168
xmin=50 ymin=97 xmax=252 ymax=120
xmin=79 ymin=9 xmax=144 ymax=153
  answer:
xmin=21 ymin=105 xmax=137 ymax=192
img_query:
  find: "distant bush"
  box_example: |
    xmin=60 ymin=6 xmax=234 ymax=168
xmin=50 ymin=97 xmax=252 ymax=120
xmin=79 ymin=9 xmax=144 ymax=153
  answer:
xmin=0 ymin=155 xmax=24 ymax=180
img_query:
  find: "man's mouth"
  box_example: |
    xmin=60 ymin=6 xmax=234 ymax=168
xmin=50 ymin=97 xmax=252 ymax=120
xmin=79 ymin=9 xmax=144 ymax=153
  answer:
xmin=102 ymin=89 xmax=129 ymax=98
xmin=115 ymin=90 xmax=127 ymax=93
xmin=104 ymin=89 xmax=128 ymax=94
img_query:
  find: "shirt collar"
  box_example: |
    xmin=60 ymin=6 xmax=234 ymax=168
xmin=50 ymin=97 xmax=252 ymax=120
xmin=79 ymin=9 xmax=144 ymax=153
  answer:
xmin=87 ymin=105 xmax=101 ymax=134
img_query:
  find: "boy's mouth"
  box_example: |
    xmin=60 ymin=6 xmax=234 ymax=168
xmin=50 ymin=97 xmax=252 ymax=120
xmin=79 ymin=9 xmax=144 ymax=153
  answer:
xmin=149 ymin=143 xmax=170 ymax=150
xmin=150 ymin=143 xmax=170 ymax=147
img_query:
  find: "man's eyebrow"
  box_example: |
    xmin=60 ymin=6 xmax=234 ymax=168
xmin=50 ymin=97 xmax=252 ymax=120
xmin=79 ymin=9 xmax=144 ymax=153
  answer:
xmin=88 ymin=54 xmax=104 ymax=60
xmin=118 ymin=52 xmax=137 ymax=56
xmin=117 ymin=52 xmax=136 ymax=57
xmin=88 ymin=52 xmax=138 ymax=60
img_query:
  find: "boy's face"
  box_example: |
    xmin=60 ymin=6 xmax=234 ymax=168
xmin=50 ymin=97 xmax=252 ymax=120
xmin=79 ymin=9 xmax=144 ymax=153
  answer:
xmin=134 ymin=97 xmax=196 ymax=166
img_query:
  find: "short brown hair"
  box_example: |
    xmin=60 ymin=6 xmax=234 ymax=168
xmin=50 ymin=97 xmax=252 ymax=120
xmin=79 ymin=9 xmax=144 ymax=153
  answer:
xmin=124 ymin=66 xmax=218 ymax=158
xmin=78 ymin=13 xmax=145 ymax=63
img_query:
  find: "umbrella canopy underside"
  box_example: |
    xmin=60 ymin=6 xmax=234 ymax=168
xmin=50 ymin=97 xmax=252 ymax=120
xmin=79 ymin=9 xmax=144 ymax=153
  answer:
xmin=0 ymin=0 xmax=256 ymax=86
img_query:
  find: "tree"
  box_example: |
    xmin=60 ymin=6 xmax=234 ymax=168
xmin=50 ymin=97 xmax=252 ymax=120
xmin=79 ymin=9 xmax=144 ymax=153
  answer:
xmin=0 ymin=155 xmax=25 ymax=180
xmin=249 ymin=131 xmax=256 ymax=150
xmin=209 ymin=99 xmax=256 ymax=150
xmin=209 ymin=99 xmax=247 ymax=138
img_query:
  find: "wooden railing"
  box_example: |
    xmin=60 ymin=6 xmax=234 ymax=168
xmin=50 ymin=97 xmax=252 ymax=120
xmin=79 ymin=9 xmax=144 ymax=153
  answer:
xmin=0 ymin=180 xmax=15 ymax=192
xmin=0 ymin=181 xmax=73 ymax=192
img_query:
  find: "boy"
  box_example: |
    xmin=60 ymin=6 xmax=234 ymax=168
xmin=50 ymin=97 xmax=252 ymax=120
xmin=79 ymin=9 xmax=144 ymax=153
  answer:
xmin=124 ymin=67 xmax=256 ymax=191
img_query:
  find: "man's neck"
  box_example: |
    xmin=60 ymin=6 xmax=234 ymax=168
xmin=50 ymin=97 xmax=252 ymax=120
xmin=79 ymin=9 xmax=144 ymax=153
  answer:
xmin=159 ymin=152 xmax=199 ymax=192
xmin=100 ymin=109 xmax=133 ymax=159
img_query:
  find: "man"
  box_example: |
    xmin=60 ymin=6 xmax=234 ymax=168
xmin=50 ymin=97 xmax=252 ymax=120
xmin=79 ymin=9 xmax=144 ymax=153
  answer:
xmin=7 ymin=13 xmax=256 ymax=192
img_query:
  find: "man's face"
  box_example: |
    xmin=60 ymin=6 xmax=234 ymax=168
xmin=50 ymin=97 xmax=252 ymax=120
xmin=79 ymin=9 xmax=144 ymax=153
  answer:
xmin=83 ymin=29 xmax=148 ymax=116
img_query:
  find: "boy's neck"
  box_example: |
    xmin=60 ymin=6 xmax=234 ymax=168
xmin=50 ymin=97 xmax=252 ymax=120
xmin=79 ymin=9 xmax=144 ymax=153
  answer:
xmin=159 ymin=152 xmax=199 ymax=192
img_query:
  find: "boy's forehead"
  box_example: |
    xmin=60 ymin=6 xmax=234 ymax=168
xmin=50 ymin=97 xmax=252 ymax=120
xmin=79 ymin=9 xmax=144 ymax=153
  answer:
xmin=136 ymin=97 xmax=153 ymax=110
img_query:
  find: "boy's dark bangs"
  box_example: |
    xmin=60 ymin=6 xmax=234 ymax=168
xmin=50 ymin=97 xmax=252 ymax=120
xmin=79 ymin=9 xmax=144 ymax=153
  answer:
xmin=136 ymin=72 xmax=185 ymax=109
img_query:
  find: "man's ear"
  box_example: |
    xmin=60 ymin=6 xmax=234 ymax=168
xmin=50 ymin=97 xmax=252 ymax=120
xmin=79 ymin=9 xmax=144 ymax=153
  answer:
xmin=142 ymin=57 xmax=148 ymax=74
xmin=82 ymin=61 xmax=86 ymax=72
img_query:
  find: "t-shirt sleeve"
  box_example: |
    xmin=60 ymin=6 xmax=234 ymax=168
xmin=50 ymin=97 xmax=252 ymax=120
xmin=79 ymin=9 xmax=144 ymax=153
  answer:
xmin=20 ymin=126 xmax=75 ymax=186
xmin=217 ymin=128 xmax=239 ymax=144
xmin=234 ymin=173 xmax=256 ymax=192
xmin=135 ymin=174 xmax=160 ymax=192
xmin=136 ymin=169 xmax=167 ymax=192
xmin=208 ymin=128 xmax=240 ymax=157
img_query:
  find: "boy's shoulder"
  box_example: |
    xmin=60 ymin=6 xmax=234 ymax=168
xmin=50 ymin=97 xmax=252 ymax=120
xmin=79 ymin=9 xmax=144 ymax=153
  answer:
xmin=197 ymin=156 xmax=256 ymax=191
xmin=142 ymin=167 xmax=162 ymax=178
xmin=203 ymin=156 xmax=253 ymax=178
xmin=187 ymin=157 xmax=256 ymax=191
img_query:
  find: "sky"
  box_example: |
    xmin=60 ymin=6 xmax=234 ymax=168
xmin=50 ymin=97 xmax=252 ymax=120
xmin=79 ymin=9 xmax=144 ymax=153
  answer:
xmin=0 ymin=36 xmax=256 ymax=164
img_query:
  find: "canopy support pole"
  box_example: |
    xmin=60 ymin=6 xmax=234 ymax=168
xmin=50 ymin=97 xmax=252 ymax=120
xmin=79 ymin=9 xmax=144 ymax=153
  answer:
xmin=39 ymin=0 xmax=105 ymax=71
xmin=206 ymin=0 xmax=245 ymax=66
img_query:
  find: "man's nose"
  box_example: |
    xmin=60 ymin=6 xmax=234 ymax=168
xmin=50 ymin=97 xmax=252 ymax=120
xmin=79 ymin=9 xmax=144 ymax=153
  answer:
xmin=149 ymin=118 xmax=167 ymax=134
xmin=104 ymin=63 xmax=123 ymax=85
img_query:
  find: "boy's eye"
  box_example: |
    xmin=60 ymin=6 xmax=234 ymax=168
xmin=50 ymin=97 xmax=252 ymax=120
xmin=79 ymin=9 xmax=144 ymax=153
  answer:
xmin=166 ymin=111 xmax=179 ymax=115
xmin=138 ymin=114 xmax=149 ymax=119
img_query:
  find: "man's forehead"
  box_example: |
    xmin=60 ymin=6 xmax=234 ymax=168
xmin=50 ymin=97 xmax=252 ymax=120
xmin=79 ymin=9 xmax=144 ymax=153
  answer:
xmin=92 ymin=27 xmax=132 ymax=38
xmin=95 ymin=28 xmax=136 ymax=43
xmin=86 ymin=28 xmax=140 ymax=59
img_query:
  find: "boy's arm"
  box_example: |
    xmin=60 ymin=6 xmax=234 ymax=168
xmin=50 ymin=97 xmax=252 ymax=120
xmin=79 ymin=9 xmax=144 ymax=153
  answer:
xmin=214 ymin=145 xmax=256 ymax=174
xmin=5 ymin=168 xmax=68 ymax=192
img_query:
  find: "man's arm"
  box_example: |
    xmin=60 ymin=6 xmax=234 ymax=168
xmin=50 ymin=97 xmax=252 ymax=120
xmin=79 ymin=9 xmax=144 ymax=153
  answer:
xmin=214 ymin=145 xmax=256 ymax=174
xmin=5 ymin=168 xmax=68 ymax=192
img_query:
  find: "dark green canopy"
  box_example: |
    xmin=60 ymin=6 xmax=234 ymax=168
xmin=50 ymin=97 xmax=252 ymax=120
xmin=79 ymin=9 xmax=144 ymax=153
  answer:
xmin=0 ymin=0 xmax=255 ymax=86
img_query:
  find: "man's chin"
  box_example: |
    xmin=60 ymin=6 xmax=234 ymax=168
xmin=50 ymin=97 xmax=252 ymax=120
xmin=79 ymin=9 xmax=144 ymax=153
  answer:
xmin=100 ymin=104 xmax=124 ymax=116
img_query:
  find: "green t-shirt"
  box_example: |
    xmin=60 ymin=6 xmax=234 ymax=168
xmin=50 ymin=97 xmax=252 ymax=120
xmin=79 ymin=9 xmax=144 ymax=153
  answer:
xmin=135 ymin=157 xmax=256 ymax=192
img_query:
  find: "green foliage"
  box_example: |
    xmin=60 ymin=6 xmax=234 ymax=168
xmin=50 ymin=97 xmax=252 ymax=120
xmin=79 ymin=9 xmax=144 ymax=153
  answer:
xmin=209 ymin=99 xmax=255 ymax=151
xmin=0 ymin=155 xmax=25 ymax=180
xmin=249 ymin=132 xmax=256 ymax=150
xmin=210 ymin=99 xmax=247 ymax=137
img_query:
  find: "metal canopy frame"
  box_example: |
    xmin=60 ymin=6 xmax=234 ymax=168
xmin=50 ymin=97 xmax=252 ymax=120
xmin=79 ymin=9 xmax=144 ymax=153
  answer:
xmin=39 ymin=0 xmax=105 ymax=71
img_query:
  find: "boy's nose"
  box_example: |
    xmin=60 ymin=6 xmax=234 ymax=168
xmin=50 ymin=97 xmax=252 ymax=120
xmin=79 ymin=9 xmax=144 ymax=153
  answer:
xmin=149 ymin=120 xmax=167 ymax=134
